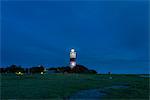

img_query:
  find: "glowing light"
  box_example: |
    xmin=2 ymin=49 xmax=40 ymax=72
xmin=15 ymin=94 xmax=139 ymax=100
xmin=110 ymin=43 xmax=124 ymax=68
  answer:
xmin=72 ymin=62 xmax=75 ymax=66
xmin=16 ymin=72 xmax=23 ymax=75
xmin=41 ymin=72 xmax=44 ymax=74
xmin=70 ymin=62 xmax=76 ymax=68
xmin=71 ymin=49 xmax=75 ymax=52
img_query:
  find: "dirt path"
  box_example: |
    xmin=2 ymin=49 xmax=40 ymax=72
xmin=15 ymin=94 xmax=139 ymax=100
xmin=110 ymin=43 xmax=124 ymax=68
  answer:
xmin=68 ymin=85 xmax=129 ymax=100
xmin=68 ymin=89 xmax=106 ymax=100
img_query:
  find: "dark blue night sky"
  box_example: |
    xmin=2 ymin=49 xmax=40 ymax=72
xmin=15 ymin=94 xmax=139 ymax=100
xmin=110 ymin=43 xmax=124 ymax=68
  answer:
xmin=1 ymin=1 xmax=149 ymax=74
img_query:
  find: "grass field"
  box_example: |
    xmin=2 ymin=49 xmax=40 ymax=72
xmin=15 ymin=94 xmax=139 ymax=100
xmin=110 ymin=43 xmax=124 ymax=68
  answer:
xmin=1 ymin=73 xmax=149 ymax=99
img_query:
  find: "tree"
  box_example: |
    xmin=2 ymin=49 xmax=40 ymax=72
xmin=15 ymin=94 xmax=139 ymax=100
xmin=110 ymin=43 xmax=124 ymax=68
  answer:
xmin=5 ymin=65 xmax=25 ymax=73
xmin=0 ymin=68 xmax=6 ymax=73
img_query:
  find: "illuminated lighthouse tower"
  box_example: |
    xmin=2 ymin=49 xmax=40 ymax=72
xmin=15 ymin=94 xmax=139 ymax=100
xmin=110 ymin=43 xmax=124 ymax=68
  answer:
xmin=70 ymin=49 xmax=76 ymax=69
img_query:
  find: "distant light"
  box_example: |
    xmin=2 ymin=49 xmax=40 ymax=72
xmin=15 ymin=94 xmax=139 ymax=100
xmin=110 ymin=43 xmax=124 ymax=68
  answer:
xmin=16 ymin=72 xmax=23 ymax=75
xmin=71 ymin=49 xmax=75 ymax=52
xmin=41 ymin=72 xmax=44 ymax=74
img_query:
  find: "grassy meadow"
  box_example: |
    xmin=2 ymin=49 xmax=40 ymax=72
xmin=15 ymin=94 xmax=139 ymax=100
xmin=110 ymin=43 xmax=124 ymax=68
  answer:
xmin=1 ymin=73 xmax=149 ymax=99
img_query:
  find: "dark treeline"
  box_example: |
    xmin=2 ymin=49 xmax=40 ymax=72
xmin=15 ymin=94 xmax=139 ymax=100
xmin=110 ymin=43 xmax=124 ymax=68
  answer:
xmin=0 ymin=65 xmax=44 ymax=74
xmin=0 ymin=64 xmax=97 ymax=74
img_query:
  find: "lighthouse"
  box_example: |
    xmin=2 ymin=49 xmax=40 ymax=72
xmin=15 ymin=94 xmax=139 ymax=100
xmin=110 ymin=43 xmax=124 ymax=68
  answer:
xmin=70 ymin=49 xmax=76 ymax=69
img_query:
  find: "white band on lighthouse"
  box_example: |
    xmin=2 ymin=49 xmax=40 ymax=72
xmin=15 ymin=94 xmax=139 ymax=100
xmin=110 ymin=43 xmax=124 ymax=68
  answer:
xmin=70 ymin=49 xmax=76 ymax=58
